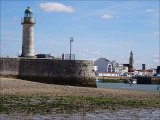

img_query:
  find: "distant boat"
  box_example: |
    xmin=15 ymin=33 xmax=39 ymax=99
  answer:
xmin=96 ymin=78 xmax=99 ymax=82
xmin=129 ymin=78 xmax=137 ymax=84
xmin=132 ymin=79 xmax=137 ymax=84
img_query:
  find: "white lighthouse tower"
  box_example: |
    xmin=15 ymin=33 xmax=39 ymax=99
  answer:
xmin=21 ymin=6 xmax=35 ymax=57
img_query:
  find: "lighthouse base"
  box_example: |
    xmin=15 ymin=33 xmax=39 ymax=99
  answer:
xmin=19 ymin=54 xmax=35 ymax=58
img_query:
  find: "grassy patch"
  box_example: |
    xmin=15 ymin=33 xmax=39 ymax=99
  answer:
xmin=0 ymin=95 xmax=159 ymax=114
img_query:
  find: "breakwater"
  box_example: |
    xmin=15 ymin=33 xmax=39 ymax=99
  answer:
xmin=97 ymin=76 xmax=131 ymax=83
xmin=0 ymin=58 xmax=96 ymax=87
xmin=97 ymin=76 xmax=160 ymax=84
xmin=136 ymin=76 xmax=160 ymax=84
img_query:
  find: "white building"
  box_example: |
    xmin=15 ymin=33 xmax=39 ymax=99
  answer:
xmin=94 ymin=58 xmax=123 ymax=76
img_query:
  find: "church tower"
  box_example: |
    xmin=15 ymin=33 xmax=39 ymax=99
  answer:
xmin=129 ymin=51 xmax=134 ymax=71
xmin=21 ymin=6 xmax=35 ymax=57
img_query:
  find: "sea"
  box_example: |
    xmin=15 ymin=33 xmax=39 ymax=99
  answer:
xmin=96 ymin=80 xmax=160 ymax=93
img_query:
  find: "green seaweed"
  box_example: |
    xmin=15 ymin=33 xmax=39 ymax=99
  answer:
xmin=0 ymin=95 xmax=159 ymax=114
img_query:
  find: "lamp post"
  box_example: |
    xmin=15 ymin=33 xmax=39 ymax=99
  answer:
xmin=70 ymin=37 xmax=74 ymax=60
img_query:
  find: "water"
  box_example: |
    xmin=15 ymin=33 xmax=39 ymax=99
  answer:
xmin=96 ymin=80 xmax=160 ymax=93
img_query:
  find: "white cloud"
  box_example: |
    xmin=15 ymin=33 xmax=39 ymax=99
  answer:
xmin=153 ymin=54 xmax=159 ymax=63
xmin=101 ymin=14 xmax=114 ymax=20
xmin=154 ymin=59 xmax=159 ymax=63
xmin=153 ymin=31 xmax=160 ymax=36
xmin=145 ymin=9 xmax=155 ymax=13
xmin=101 ymin=13 xmax=119 ymax=20
xmin=0 ymin=44 xmax=4 ymax=48
xmin=154 ymin=54 xmax=159 ymax=59
xmin=82 ymin=49 xmax=89 ymax=52
xmin=145 ymin=8 xmax=159 ymax=16
xmin=40 ymin=2 xmax=74 ymax=13
xmin=74 ymin=48 xmax=101 ymax=60
xmin=122 ymin=43 xmax=130 ymax=48
xmin=92 ymin=51 xmax=100 ymax=55
xmin=135 ymin=60 xmax=143 ymax=64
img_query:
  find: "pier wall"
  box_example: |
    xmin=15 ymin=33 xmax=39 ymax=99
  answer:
xmin=0 ymin=58 xmax=20 ymax=76
xmin=97 ymin=76 xmax=160 ymax=84
xmin=0 ymin=58 xmax=96 ymax=87
xmin=136 ymin=76 xmax=160 ymax=84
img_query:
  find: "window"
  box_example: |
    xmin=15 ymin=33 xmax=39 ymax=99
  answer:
xmin=107 ymin=64 xmax=112 ymax=73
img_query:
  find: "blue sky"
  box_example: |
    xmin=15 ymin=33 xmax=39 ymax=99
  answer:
xmin=1 ymin=0 xmax=159 ymax=69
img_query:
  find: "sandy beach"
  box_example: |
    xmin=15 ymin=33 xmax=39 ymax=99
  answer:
xmin=1 ymin=77 xmax=159 ymax=99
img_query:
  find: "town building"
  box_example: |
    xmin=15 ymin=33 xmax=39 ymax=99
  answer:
xmin=94 ymin=58 xmax=111 ymax=73
xmin=142 ymin=64 xmax=146 ymax=70
xmin=94 ymin=51 xmax=137 ymax=77
xmin=94 ymin=58 xmax=123 ymax=76
xmin=157 ymin=66 xmax=160 ymax=74
xmin=134 ymin=69 xmax=156 ymax=76
xmin=35 ymin=54 xmax=53 ymax=59
xmin=123 ymin=65 xmax=129 ymax=73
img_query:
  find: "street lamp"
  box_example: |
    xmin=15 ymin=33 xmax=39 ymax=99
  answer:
xmin=70 ymin=37 xmax=74 ymax=60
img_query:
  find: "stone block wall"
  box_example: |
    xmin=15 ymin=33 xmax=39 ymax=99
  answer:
xmin=0 ymin=58 xmax=20 ymax=76
xmin=0 ymin=58 xmax=96 ymax=87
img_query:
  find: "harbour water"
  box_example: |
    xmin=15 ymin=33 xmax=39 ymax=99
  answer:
xmin=96 ymin=80 xmax=160 ymax=93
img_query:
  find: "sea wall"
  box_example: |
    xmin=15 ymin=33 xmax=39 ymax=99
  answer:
xmin=136 ymin=76 xmax=160 ymax=84
xmin=0 ymin=58 xmax=96 ymax=87
xmin=0 ymin=58 xmax=20 ymax=76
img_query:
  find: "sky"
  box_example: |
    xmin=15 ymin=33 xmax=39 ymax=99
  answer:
xmin=0 ymin=0 xmax=160 ymax=69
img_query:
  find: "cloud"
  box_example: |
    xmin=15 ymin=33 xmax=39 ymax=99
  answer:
xmin=92 ymin=51 xmax=100 ymax=55
xmin=145 ymin=8 xmax=159 ymax=16
xmin=0 ymin=44 xmax=4 ymax=48
xmin=154 ymin=54 xmax=159 ymax=59
xmin=74 ymin=48 xmax=101 ymax=60
xmin=153 ymin=31 xmax=160 ymax=36
xmin=101 ymin=13 xmax=119 ymax=20
xmin=40 ymin=2 xmax=74 ymax=13
xmin=153 ymin=54 xmax=159 ymax=63
xmin=122 ymin=43 xmax=130 ymax=48
xmin=82 ymin=49 xmax=89 ymax=52
xmin=145 ymin=9 xmax=155 ymax=13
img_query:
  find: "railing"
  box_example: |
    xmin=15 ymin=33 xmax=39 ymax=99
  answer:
xmin=21 ymin=17 xmax=36 ymax=24
xmin=64 ymin=54 xmax=75 ymax=60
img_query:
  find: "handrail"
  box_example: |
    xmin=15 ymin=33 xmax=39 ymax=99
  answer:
xmin=21 ymin=17 xmax=36 ymax=24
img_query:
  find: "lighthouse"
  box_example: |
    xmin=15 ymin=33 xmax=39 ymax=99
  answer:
xmin=21 ymin=6 xmax=35 ymax=57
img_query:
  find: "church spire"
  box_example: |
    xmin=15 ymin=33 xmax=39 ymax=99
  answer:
xmin=129 ymin=51 xmax=134 ymax=71
xmin=130 ymin=50 xmax=133 ymax=57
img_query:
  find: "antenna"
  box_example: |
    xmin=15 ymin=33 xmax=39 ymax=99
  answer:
xmin=159 ymin=32 xmax=160 ymax=66
xmin=69 ymin=37 xmax=74 ymax=60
